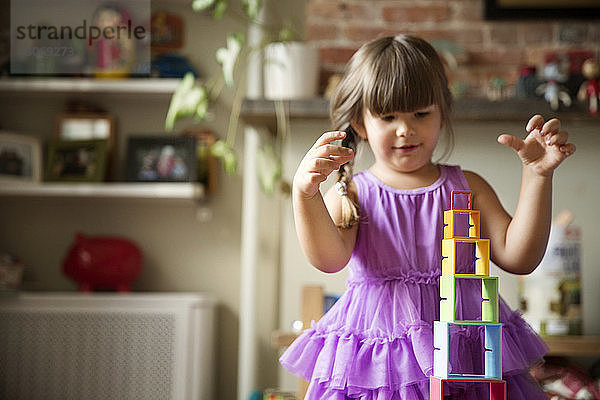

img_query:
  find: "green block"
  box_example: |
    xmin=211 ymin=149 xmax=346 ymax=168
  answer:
xmin=439 ymin=275 xmax=499 ymax=323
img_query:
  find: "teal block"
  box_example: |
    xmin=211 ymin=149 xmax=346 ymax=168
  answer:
xmin=485 ymin=324 xmax=503 ymax=379
xmin=432 ymin=321 xmax=503 ymax=381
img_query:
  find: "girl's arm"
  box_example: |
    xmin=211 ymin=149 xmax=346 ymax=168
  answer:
xmin=293 ymin=131 xmax=358 ymax=273
xmin=464 ymin=115 xmax=576 ymax=275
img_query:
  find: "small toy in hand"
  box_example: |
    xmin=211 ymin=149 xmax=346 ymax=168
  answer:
xmin=536 ymin=62 xmax=572 ymax=111
xmin=577 ymin=59 xmax=600 ymax=115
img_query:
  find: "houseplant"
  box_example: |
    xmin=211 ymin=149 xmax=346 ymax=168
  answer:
xmin=164 ymin=0 xmax=313 ymax=194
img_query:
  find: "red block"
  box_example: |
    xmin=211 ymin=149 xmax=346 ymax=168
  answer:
xmin=429 ymin=376 xmax=506 ymax=400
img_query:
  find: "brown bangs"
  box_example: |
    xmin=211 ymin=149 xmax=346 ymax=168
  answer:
xmin=362 ymin=37 xmax=448 ymax=117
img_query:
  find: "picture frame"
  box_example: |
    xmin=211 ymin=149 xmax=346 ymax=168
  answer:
xmin=44 ymin=139 xmax=108 ymax=182
xmin=56 ymin=113 xmax=116 ymax=178
xmin=0 ymin=132 xmax=42 ymax=183
xmin=125 ymin=135 xmax=197 ymax=182
xmin=151 ymin=11 xmax=184 ymax=51
xmin=484 ymin=0 xmax=600 ymax=20
xmin=183 ymin=128 xmax=219 ymax=193
xmin=56 ymin=113 xmax=115 ymax=149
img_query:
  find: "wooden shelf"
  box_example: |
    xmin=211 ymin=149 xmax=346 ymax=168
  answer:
xmin=543 ymin=335 xmax=600 ymax=357
xmin=0 ymin=78 xmax=182 ymax=95
xmin=0 ymin=182 xmax=205 ymax=200
xmin=241 ymin=97 xmax=599 ymax=129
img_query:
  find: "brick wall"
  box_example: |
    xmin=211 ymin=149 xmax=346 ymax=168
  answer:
xmin=306 ymin=0 xmax=600 ymax=97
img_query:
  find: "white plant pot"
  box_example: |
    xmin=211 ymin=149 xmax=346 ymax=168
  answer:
xmin=264 ymin=42 xmax=319 ymax=100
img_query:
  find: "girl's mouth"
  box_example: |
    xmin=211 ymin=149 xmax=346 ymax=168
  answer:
xmin=392 ymin=144 xmax=419 ymax=152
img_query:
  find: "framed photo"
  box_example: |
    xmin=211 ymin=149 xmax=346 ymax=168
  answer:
xmin=151 ymin=12 xmax=184 ymax=51
xmin=45 ymin=139 xmax=108 ymax=182
xmin=56 ymin=113 xmax=115 ymax=178
xmin=484 ymin=0 xmax=600 ymax=19
xmin=126 ymin=135 xmax=197 ymax=182
xmin=0 ymin=132 xmax=42 ymax=183
xmin=56 ymin=113 xmax=115 ymax=148
xmin=184 ymin=128 xmax=219 ymax=193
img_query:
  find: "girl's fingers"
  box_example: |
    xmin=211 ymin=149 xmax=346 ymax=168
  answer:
xmin=313 ymin=144 xmax=354 ymax=158
xmin=540 ymin=118 xmax=561 ymax=136
xmin=314 ymin=131 xmax=346 ymax=147
xmin=526 ymin=115 xmax=545 ymax=133
xmin=497 ymin=134 xmax=524 ymax=152
xmin=307 ymin=157 xmax=343 ymax=174
xmin=544 ymin=130 xmax=569 ymax=146
xmin=559 ymin=143 xmax=576 ymax=156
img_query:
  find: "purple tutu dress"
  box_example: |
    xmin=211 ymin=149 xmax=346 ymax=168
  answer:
xmin=280 ymin=165 xmax=549 ymax=399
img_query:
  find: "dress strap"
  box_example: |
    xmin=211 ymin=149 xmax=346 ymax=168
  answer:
xmin=443 ymin=164 xmax=471 ymax=192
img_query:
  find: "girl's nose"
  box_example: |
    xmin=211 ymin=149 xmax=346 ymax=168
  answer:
xmin=395 ymin=121 xmax=415 ymax=137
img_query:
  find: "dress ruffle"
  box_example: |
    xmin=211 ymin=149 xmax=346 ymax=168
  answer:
xmin=302 ymin=371 xmax=547 ymax=400
xmin=279 ymin=277 xmax=548 ymax=399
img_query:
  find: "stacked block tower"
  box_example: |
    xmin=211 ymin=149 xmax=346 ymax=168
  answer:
xmin=430 ymin=191 xmax=506 ymax=399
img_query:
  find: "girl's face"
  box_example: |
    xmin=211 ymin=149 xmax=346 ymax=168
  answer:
xmin=356 ymin=104 xmax=443 ymax=175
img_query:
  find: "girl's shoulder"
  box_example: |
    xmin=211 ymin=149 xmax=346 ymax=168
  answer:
xmin=462 ymin=169 xmax=490 ymax=191
xmin=461 ymin=169 xmax=499 ymax=206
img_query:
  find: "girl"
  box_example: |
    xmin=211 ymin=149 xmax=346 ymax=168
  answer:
xmin=280 ymin=35 xmax=576 ymax=399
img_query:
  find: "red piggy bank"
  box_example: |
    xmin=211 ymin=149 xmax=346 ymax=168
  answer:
xmin=62 ymin=233 xmax=143 ymax=292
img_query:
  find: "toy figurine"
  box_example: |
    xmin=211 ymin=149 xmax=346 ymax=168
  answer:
xmin=516 ymin=66 xmax=539 ymax=99
xmin=577 ymin=59 xmax=599 ymax=115
xmin=536 ymin=61 xmax=572 ymax=111
xmin=91 ymin=4 xmax=135 ymax=77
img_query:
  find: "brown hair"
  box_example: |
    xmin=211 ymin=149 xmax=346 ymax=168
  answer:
xmin=330 ymin=34 xmax=454 ymax=228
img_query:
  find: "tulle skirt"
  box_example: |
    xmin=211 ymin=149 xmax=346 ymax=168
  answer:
xmin=280 ymin=277 xmax=549 ymax=399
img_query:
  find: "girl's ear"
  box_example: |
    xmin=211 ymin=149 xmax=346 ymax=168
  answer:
xmin=352 ymin=122 xmax=368 ymax=140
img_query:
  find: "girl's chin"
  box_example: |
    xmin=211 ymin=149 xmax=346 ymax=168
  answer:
xmin=390 ymin=160 xmax=436 ymax=174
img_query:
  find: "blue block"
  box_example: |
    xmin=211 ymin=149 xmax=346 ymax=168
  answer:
xmin=433 ymin=321 xmax=503 ymax=381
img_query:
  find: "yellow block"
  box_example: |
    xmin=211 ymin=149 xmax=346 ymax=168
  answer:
xmin=441 ymin=238 xmax=490 ymax=276
xmin=443 ymin=210 xmax=480 ymax=239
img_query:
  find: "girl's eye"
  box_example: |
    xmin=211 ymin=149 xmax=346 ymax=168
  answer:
xmin=381 ymin=115 xmax=395 ymax=121
xmin=415 ymin=111 xmax=430 ymax=118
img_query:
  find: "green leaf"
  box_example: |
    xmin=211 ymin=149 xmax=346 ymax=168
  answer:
xmin=216 ymin=33 xmax=244 ymax=88
xmin=257 ymin=143 xmax=281 ymax=195
xmin=210 ymin=140 xmax=237 ymax=175
xmin=165 ymin=73 xmax=208 ymax=131
xmin=213 ymin=0 xmax=227 ymax=18
xmin=192 ymin=0 xmax=216 ymax=12
xmin=242 ymin=0 xmax=261 ymax=20
xmin=278 ymin=27 xmax=295 ymax=42
xmin=195 ymin=96 xmax=209 ymax=121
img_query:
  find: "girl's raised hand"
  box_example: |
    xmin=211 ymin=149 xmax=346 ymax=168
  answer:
xmin=497 ymin=115 xmax=576 ymax=176
xmin=294 ymin=131 xmax=355 ymax=199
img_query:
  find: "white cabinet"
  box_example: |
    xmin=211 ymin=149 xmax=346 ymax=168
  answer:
xmin=0 ymin=292 xmax=216 ymax=400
